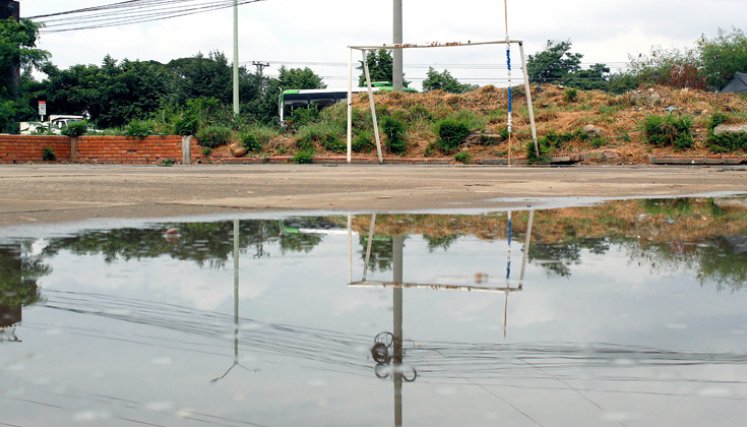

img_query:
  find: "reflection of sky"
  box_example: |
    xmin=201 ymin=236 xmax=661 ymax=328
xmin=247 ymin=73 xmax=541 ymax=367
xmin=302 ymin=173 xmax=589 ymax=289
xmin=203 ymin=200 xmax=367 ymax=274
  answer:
xmin=2 ymin=222 xmax=747 ymax=426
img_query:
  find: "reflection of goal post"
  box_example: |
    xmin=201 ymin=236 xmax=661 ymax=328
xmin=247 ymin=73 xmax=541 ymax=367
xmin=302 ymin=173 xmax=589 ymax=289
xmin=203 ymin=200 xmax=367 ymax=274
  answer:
xmin=346 ymin=40 xmax=540 ymax=164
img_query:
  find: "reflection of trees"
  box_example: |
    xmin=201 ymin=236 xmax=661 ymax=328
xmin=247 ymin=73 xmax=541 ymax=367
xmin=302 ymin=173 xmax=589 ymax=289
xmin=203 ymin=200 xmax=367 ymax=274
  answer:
xmin=42 ymin=219 xmax=334 ymax=267
xmin=359 ymin=235 xmax=394 ymax=273
xmin=423 ymin=234 xmax=460 ymax=252
xmin=0 ymin=245 xmax=47 ymax=307
xmin=529 ymin=239 xmax=610 ymax=278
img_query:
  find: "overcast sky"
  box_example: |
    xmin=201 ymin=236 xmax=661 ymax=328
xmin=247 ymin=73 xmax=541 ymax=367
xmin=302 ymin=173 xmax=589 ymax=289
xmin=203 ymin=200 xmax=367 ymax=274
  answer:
xmin=18 ymin=0 xmax=747 ymax=89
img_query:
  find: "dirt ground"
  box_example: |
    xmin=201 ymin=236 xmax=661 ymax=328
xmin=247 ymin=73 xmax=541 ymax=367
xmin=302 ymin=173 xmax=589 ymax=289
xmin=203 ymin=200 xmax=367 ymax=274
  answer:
xmin=0 ymin=164 xmax=745 ymax=228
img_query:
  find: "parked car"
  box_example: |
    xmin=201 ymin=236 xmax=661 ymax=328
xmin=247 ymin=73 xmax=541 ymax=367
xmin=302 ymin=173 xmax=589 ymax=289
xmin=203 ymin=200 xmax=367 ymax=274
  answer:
xmin=20 ymin=115 xmax=86 ymax=135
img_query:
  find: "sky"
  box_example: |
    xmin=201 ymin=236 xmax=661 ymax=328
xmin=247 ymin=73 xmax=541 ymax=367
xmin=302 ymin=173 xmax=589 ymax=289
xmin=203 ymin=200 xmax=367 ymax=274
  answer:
xmin=17 ymin=0 xmax=747 ymax=89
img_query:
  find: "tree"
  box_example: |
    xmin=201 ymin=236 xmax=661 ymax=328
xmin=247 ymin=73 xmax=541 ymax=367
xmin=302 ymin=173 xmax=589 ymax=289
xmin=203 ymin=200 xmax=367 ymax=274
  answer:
xmin=0 ymin=18 xmax=48 ymax=132
xmin=358 ymin=49 xmax=399 ymax=86
xmin=422 ymin=67 xmax=477 ymax=93
xmin=168 ymin=51 xmax=232 ymax=105
xmin=564 ymin=63 xmax=611 ymax=91
xmin=277 ymin=66 xmax=326 ymax=90
xmin=698 ymin=28 xmax=747 ymax=90
xmin=526 ymin=40 xmax=582 ymax=84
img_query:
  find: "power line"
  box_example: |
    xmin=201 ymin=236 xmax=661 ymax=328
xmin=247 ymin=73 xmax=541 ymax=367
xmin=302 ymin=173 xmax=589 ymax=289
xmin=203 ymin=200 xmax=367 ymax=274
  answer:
xmin=30 ymin=0 xmax=265 ymax=33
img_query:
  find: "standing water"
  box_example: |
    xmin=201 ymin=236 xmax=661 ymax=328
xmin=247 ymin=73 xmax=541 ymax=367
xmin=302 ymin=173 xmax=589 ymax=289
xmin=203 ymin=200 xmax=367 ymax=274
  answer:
xmin=1 ymin=197 xmax=746 ymax=426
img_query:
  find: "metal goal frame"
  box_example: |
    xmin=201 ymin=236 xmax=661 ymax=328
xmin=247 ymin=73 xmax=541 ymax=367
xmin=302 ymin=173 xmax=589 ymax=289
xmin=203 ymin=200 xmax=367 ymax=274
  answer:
xmin=346 ymin=40 xmax=539 ymax=164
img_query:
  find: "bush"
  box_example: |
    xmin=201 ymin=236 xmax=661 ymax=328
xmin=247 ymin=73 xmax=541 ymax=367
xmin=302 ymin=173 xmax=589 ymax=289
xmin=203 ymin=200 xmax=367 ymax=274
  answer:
xmin=124 ymin=119 xmax=156 ymax=138
xmin=196 ymin=125 xmax=232 ymax=148
xmin=293 ymin=149 xmax=314 ymax=164
xmin=241 ymin=125 xmax=278 ymax=153
xmin=61 ymin=121 xmax=89 ymax=138
xmin=353 ymin=131 xmax=376 ymax=153
xmin=174 ymin=114 xmax=198 ymax=136
xmin=201 ymin=147 xmax=212 ymax=156
xmin=42 ymin=147 xmax=56 ymax=161
xmin=707 ymin=113 xmax=747 ymax=152
xmin=381 ymin=116 xmax=407 ymax=154
xmin=289 ymin=107 xmax=321 ymax=128
xmin=563 ymin=88 xmax=579 ymax=103
xmin=296 ymin=123 xmax=344 ymax=152
xmin=643 ymin=114 xmax=694 ymax=150
xmin=455 ymin=152 xmax=472 ymax=164
xmin=435 ymin=118 xmax=471 ymax=154
xmin=526 ymin=140 xmax=551 ymax=165
xmin=160 ymin=159 xmax=176 ymax=167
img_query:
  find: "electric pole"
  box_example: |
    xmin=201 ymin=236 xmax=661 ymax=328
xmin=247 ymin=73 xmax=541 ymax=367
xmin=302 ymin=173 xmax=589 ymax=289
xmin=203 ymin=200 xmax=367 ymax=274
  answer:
xmin=252 ymin=61 xmax=270 ymax=95
xmin=232 ymin=0 xmax=240 ymax=115
xmin=393 ymin=0 xmax=403 ymax=91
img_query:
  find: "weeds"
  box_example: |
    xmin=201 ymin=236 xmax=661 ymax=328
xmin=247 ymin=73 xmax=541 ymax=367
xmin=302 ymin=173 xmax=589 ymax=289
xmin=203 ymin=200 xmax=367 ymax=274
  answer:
xmin=643 ymin=114 xmax=694 ymax=150
xmin=196 ymin=125 xmax=232 ymax=148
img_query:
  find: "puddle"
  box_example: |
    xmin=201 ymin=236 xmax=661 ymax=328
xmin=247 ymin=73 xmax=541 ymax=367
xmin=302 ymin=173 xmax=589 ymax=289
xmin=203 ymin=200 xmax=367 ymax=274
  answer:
xmin=2 ymin=197 xmax=747 ymax=426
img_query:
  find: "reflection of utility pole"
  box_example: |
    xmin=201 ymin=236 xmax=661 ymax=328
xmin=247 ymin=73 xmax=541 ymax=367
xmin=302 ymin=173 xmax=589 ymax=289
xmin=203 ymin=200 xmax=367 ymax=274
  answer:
xmin=392 ymin=235 xmax=404 ymax=427
xmin=211 ymin=219 xmax=247 ymax=383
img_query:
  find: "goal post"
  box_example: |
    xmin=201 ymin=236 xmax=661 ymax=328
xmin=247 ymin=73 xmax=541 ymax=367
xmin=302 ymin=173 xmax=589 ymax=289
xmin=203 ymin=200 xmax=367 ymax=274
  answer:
xmin=346 ymin=40 xmax=540 ymax=165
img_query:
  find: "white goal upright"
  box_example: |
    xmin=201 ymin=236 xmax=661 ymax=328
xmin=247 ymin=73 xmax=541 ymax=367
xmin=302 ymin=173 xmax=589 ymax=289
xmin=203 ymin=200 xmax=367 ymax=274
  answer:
xmin=346 ymin=40 xmax=540 ymax=164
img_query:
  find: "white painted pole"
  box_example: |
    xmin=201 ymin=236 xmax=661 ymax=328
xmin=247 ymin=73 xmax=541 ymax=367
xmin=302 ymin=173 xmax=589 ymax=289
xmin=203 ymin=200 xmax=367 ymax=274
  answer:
xmin=362 ymin=50 xmax=384 ymax=164
xmin=347 ymin=213 xmax=353 ymax=284
xmin=232 ymin=0 xmax=240 ymax=115
xmin=519 ymin=42 xmax=540 ymax=158
xmin=347 ymin=48 xmax=354 ymax=164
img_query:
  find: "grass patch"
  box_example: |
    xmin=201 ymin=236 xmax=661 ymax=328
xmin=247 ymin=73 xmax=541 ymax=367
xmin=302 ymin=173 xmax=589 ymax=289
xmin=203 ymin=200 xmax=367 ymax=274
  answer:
xmin=643 ymin=114 xmax=694 ymax=150
xmin=196 ymin=125 xmax=232 ymax=148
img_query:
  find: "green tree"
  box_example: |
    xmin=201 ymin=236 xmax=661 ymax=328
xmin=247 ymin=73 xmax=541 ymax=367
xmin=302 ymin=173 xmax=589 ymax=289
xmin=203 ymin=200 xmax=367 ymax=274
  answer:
xmin=277 ymin=66 xmax=326 ymax=90
xmin=0 ymin=18 xmax=49 ymax=132
xmin=526 ymin=40 xmax=582 ymax=84
xmin=698 ymin=28 xmax=747 ymax=90
xmin=564 ymin=63 xmax=610 ymax=91
xmin=358 ymin=49 xmax=396 ymax=86
xmin=422 ymin=67 xmax=477 ymax=93
xmin=168 ymin=51 xmax=232 ymax=105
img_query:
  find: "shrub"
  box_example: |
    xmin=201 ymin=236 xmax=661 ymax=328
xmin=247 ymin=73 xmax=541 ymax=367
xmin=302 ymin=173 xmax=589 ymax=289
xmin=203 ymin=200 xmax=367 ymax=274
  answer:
xmin=289 ymin=107 xmax=320 ymax=128
xmin=241 ymin=125 xmax=278 ymax=153
xmin=296 ymin=123 xmax=344 ymax=153
xmin=381 ymin=116 xmax=407 ymax=154
xmin=293 ymin=149 xmax=314 ymax=164
xmin=353 ymin=131 xmax=376 ymax=153
xmin=174 ymin=114 xmax=198 ymax=136
xmin=435 ymin=118 xmax=471 ymax=154
xmin=201 ymin=147 xmax=212 ymax=156
xmin=42 ymin=147 xmax=56 ymax=161
xmin=564 ymin=88 xmax=579 ymax=103
xmin=455 ymin=152 xmax=472 ymax=164
xmin=124 ymin=119 xmax=156 ymax=138
xmin=499 ymin=126 xmax=510 ymax=141
xmin=61 ymin=121 xmax=89 ymax=138
xmin=707 ymin=113 xmax=747 ymax=153
xmin=526 ymin=140 xmax=551 ymax=165
xmin=643 ymin=114 xmax=694 ymax=150
xmin=160 ymin=159 xmax=176 ymax=167
xmin=196 ymin=125 xmax=232 ymax=148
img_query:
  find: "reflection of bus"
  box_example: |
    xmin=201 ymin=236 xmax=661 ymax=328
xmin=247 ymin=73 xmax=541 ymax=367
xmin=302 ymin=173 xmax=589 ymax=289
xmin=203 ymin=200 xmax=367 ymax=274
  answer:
xmin=279 ymin=82 xmax=395 ymax=124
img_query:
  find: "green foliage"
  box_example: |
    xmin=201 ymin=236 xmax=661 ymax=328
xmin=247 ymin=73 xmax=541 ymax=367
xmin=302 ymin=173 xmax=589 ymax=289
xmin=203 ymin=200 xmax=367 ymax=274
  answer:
xmin=698 ymin=28 xmax=747 ymax=90
xmin=381 ymin=116 xmax=407 ymax=154
xmin=353 ymin=131 xmax=375 ymax=153
xmin=628 ymin=46 xmax=705 ymax=89
xmin=289 ymin=107 xmax=320 ymax=128
xmin=240 ymin=125 xmax=278 ymax=153
xmin=278 ymin=66 xmax=326 ymax=90
xmin=564 ymin=63 xmax=612 ymax=91
xmin=196 ymin=125 xmax=232 ymax=148
xmin=526 ymin=140 xmax=551 ymax=164
xmin=643 ymin=114 xmax=694 ymax=150
xmin=563 ymin=88 xmax=578 ymax=103
xmin=42 ymin=146 xmax=56 ymax=161
xmin=296 ymin=122 xmax=344 ymax=152
xmin=293 ymin=149 xmax=314 ymax=164
xmin=174 ymin=113 xmax=198 ymax=136
xmin=454 ymin=152 xmax=472 ymax=164
xmin=422 ymin=67 xmax=477 ymax=94
xmin=160 ymin=158 xmax=176 ymax=167
xmin=358 ymin=49 xmax=393 ymax=87
xmin=124 ymin=119 xmax=157 ymax=138
xmin=201 ymin=147 xmax=212 ymax=156
xmin=707 ymin=113 xmax=747 ymax=152
xmin=60 ymin=120 xmax=89 ymax=137
xmin=527 ymin=40 xmax=583 ymax=84
xmin=435 ymin=118 xmax=471 ymax=154
xmin=499 ymin=126 xmax=510 ymax=141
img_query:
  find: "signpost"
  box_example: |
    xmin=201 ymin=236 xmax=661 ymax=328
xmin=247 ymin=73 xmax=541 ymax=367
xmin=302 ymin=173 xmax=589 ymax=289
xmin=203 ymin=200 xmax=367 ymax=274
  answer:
xmin=38 ymin=100 xmax=46 ymax=122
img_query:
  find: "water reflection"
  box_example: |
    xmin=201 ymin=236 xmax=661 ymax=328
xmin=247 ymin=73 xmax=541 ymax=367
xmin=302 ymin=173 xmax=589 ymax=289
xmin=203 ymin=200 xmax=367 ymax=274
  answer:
xmin=1 ymin=196 xmax=747 ymax=426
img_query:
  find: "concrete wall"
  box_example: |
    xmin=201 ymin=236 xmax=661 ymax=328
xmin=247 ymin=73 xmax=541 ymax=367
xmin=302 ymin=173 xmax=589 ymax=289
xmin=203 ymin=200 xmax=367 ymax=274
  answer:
xmin=0 ymin=135 xmax=203 ymax=165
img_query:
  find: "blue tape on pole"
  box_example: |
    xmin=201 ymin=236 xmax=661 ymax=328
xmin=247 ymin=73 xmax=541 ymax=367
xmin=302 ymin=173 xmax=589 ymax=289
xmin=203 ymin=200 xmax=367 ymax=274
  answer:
xmin=506 ymin=47 xmax=513 ymax=113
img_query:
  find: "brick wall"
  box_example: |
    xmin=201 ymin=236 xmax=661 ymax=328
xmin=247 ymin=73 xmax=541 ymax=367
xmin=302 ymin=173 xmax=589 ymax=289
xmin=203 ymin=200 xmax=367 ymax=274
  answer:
xmin=0 ymin=135 xmax=190 ymax=165
xmin=76 ymin=135 xmax=182 ymax=164
xmin=0 ymin=135 xmax=71 ymax=164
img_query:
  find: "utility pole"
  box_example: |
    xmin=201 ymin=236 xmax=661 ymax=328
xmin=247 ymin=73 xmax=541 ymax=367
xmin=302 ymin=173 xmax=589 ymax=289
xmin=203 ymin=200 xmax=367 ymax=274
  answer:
xmin=232 ymin=0 xmax=240 ymax=115
xmin=392 ymin=0 xmax=403 ymax=91
xmin=252 ymin=61 xmax=270 ymax=95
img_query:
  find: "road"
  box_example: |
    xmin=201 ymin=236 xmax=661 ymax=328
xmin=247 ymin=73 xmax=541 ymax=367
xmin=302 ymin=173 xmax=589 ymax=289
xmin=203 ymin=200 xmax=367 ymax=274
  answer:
xmin=1 ymin=164 xmax=745 ymax=227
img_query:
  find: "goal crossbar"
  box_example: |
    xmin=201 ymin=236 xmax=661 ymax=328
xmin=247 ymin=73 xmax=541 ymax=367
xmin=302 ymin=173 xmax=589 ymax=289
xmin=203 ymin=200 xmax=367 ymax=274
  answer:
xmin=346 ymin=39 xmax=539 ymax=164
